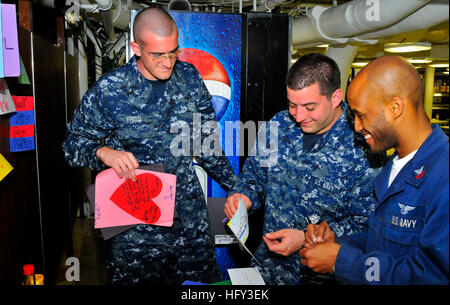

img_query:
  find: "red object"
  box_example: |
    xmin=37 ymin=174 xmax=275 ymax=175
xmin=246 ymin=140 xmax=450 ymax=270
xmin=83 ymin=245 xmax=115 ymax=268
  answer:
xmin=23 ymin=264 xmax=34 ymax=275
xmin=178 ymin=48 xmax=230 ymax=86
xmin=10 ymin=124 xmax=34 ymax=138
xmin=415 ymin=170 xmax=425 ymax=179
xmin=110 ymin=173 xmax=163 ymax=224
xmin=12 ymin=96 xmax=34 ymax=111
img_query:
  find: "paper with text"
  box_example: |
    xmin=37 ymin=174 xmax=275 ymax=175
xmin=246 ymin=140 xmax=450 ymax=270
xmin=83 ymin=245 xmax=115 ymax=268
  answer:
xmin=228 ymin=267 xmax=266 ymax=285
xmin=227 ymin=197 xmax=262 ymax=266
xmin=227 ymin=197 xmax=249 ymax=243
xmin=94 ymin=168 xmax=177 ymax=229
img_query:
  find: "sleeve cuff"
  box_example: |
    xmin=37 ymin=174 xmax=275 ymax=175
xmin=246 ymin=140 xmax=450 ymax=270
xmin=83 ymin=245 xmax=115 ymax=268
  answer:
xmin=335 ymin=242 xmax=363 ymax=283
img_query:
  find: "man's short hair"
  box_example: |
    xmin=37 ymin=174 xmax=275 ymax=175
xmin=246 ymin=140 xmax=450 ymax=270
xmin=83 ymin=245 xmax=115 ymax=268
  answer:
xmin=133 ymin=7 xmax=176 ymax=43
xmin=286 ymin=53 xmax=341 ymax=99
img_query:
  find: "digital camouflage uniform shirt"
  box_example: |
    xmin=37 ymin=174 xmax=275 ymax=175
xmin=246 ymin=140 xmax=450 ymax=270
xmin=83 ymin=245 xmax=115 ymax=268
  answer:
xmin=229 ymin=103 xmax=384 ymax=285
xmin=62 ymin=56 xmax=237 ymax=284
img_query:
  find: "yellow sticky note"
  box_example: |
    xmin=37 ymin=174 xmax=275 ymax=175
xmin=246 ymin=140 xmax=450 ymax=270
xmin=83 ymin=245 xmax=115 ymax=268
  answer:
xmin=0 ymin=153 xmax=13 ymax=181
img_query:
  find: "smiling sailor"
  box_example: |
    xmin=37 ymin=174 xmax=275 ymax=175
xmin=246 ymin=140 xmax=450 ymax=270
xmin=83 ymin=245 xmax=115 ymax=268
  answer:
xmin=300 ymin=55 xmax=449 ymax=285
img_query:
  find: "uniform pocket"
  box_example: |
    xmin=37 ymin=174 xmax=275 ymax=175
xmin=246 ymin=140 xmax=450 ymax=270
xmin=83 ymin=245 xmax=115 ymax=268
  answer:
xmin=383 ymin=225 xmax=420 ymax=246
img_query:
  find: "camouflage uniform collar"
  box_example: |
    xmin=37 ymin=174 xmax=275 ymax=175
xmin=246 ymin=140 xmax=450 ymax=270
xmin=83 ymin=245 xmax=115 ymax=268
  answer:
xmin=310 ymin=101 xmax=348 ymax=151
xmin=127 ymin=56 xmax=181 ymax=96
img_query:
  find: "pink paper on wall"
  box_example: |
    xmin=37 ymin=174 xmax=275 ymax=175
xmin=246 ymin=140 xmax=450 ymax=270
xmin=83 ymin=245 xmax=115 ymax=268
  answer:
xmin=94 ymin=168 xmax=177 ymax=229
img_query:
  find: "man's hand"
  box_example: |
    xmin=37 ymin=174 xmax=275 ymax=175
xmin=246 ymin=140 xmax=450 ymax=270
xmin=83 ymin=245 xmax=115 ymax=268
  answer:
xmin=304 ymin=221 xmax=335 ymax=248
xmin=299 ymin=241 xmax=341 ymax=273
xmin=263 ymin=229 xmax=305 ymax=257
xmin=224 ymin=193 xmax=252 ymax=219
xmin=96 ymin=147 xmax=140 ymax=182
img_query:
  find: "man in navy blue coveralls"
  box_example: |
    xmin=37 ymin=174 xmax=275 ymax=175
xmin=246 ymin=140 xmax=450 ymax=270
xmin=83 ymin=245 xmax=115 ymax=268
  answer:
xmin=300 ymin=56 xmax=449 ymax=285
xmin=63 ymin=8 xmax=236 ymax=284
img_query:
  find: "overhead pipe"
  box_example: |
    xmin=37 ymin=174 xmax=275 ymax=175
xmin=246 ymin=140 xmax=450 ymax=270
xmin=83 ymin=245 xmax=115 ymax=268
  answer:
xmin=84 ymin=24 xmax=103 ymax=80
xmin=97 ymin=0 xmax=116 ymax=43
xmin=357 ymin=0 xmax=449 ymax=40
xmin=292 ymin=0 xmax=431 ymax=47
xmin=255 ymin=0 xmax=287 ymax=12
xmin=325 ymin=45 xmax=359 ymax=97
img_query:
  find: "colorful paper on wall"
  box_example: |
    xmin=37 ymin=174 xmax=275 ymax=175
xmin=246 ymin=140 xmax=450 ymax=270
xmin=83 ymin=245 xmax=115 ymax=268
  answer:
xmin=11 ymin=95 xmax=33 ymax=111
xmin=9 ymin=110 xmax=34 ymax=126
xmin=18 ymin=56 xmax=30 ymax=85
xmin=1 ymin=3 xmax=20 ymax=77
xmin=94 ymin=168 xmax=177 ymax=229
xmin=0 ymin=78 xmax=15 ymax=115
xmin=10 ymin=137 xmax=34 ymax=152
xmin=0 ymin=152 xmax=13 ymax=181
xmin=10 ymin=95 xmax=35 ymax=152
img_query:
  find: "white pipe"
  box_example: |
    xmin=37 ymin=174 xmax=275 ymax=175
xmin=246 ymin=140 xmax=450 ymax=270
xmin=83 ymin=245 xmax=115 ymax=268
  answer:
xmin=85 ymin=25 xmax=103 ymax=80
xmin=79 ymin=24 xmax=89 ymax=97
xmin=292 ymin=0 xmax=431 ymax=46
xmin=326 ymin=45 xmax=359 ymax=97
xmin=96 ymin=0 xmax=113 ymax=10
xmin=318 ymin=0 xmax=430 ymax=38
xmin=256 ymin=0 xmax=286 ymax=12
xmin=358 ymin=0 xmax=449 ymax=40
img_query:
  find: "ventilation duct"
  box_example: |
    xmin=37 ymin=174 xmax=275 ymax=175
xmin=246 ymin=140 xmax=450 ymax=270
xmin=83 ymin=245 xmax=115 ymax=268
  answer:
xmin=168 ymin=0 xmax=192 ymax=11
xmin=292 ymin=0 xmax=432 ymax=47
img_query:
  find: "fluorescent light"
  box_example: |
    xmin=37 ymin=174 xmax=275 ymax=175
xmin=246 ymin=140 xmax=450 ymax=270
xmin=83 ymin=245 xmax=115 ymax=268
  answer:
xmin=384 ymin=42 xmax=431 ymax=53
xmin=352 ymin=62 xmax=369 ymax=67
xmin=407 ymin=58 xmax=432 ymax=64
xmin=316 ymin=44 xmax=329 ymax=48
xmin=430 ymin=63 xmax=449 ymax=68
xmin=443 ymin=71 xmax=449 ymax=75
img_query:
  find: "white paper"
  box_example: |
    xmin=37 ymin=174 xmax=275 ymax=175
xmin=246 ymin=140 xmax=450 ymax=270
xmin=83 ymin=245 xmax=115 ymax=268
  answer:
xmin=227 ymin=197 xmax=249 ymax=243
xmin=215 ymin=234 xmax=238 ymax=245
xmin=228 ymin=267 xmax=266 ymax=285
xmin=227 ymin=197 xmax=262 ymax=266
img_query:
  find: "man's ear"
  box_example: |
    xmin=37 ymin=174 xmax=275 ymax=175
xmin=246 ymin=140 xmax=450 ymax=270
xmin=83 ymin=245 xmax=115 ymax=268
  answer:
xmin=386 ymin=96 xmax=404 ymax=119
xmin=331 ymin=89 xmax=343 ymax=108
xmin=130 ymin=41 xmax=141 ymax=57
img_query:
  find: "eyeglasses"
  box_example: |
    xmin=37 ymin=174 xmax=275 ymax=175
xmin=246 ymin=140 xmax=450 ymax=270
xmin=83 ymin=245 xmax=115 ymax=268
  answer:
xmin=139 ymin=44 xmax=181 ymax=62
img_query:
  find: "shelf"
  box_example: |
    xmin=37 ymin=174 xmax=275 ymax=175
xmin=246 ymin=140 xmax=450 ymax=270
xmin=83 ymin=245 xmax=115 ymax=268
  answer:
xmin=432 ymin=105 xmax=449 ymax=110
xmin=431 ymin=119 xmax=449 ymax=124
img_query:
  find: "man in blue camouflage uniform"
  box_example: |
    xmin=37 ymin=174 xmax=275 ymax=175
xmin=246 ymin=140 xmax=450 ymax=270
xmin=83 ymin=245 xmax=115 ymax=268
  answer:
xmin=225 ymin=53 xmax=384 ymax=284
xmin=62 ymin=7 xmax=236 ymax=284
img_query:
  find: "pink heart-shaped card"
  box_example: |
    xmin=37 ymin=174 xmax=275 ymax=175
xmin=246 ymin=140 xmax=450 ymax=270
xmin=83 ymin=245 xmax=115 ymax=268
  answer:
xmin=94 ymin=168 xmax=176 ymax=228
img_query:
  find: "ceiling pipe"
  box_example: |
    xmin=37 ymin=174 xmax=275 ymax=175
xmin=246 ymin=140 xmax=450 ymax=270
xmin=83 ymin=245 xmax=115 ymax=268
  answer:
xmin=325 ymin=45 xmax=359 ymax=97
xmin=292 ymin=0 xmax=431 ymax=47
xmin=84 ymin=23 xmax=103 ymax=80
xmin=98 ymin=0 xmax=116 ymax=43
xmin=357 ymin=0 xmax=449 ymax=40
xmin=255 ymin=0 xmax=287 ymax=12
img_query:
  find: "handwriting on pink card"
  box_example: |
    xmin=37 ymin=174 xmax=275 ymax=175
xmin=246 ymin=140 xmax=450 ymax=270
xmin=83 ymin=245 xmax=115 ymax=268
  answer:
xmin=110 ymin=173 xmax=162 ymax=224
xmin=94 ymin=168 xmax=177 ymax=229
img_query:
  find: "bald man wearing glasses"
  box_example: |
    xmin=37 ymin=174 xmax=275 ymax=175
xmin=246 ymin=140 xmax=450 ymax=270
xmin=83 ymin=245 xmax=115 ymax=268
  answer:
xmin=63 ymin=7 xmax=236 ymax=285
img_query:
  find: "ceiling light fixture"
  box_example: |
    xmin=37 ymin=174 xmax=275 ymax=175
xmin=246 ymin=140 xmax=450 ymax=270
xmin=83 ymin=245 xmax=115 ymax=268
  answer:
xmin=407 ymin=58 xmax=432 ymax=64
xmin=351 ymin=62 xmax=369 ymax=67
xmin=430 ymin=63 xmax=449 ymax=68
xmin=384 ymin=42 xmax=432 ymax=53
